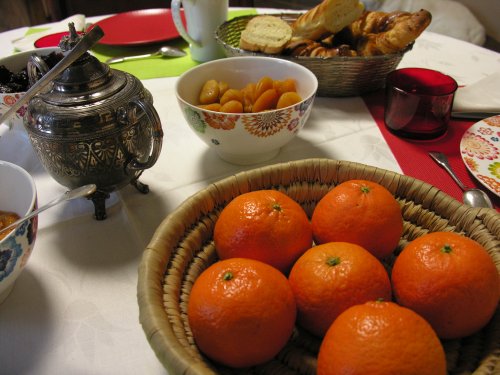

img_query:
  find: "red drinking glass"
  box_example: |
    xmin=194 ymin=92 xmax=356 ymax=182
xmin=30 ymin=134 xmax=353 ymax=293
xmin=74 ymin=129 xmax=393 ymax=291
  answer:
xmin=384 ymin=68 xmax=458 ymax=140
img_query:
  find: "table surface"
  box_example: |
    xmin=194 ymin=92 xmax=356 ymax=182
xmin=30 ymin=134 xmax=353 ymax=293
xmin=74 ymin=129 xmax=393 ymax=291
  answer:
xmin=0 ymin=8 xmax=499 ymax=375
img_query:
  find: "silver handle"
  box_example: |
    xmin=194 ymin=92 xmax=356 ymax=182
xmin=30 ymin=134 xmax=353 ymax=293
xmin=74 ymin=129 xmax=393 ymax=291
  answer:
xmin=428 ymin=151 xmax=467 ymax=191
xmin=106 ymin=53 xmax=156 ymax=64
xmin=126 ymin=98 xmax=164 ymax=172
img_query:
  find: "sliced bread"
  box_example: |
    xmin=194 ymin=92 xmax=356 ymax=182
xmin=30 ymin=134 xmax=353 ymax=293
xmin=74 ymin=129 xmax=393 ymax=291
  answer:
xmin=239 ymin=15 xmax=293 ymax=54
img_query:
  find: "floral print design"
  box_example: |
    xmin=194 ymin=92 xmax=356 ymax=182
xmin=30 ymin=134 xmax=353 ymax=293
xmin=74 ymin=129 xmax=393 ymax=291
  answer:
xmin=0 ymin=232 xmax=23 ymax=282
xmin=488 ymin=162 xmax=500 ymax=180
xmin=461 ymin=132 xmax=499 ymax=160
xmin=463 ymin=156 xmax=478 ymax=172
xmin=0 ymin=215 xmax=37 ymax=281
xmin=0 ymin=94 xmax=27 ymax=120
xmin=184 ymin=107 xmax=206 ymax=133
xmin=484 ymin=115 xmax=500 ymax=127
xmin=477 ymin=174 xmax=500 ymax=194
xmin=242 ymin=108 xmax=292 ymax=137
xmin=184 ymin=98 xmax=313 ymax=148
xmin=460 ymin=116 xmax=500 ymax=197
xmin=204 ymin=112 xmax=238 ymax=130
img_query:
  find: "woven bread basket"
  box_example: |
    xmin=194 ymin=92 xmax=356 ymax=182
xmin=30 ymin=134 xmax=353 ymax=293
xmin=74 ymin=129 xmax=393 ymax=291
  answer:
xmin=138 ymin=158 xmax=500 ymax=375
xmin=214 ymin=14 xmax=409 ymax=97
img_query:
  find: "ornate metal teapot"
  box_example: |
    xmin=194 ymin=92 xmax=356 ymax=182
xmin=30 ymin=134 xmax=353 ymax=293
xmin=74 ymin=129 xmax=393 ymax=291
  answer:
xmin=23 ymin=25 xmax=163 ymax=220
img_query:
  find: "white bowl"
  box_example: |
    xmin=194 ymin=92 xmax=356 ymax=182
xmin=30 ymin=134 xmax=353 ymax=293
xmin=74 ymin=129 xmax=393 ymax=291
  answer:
xmin=0 ymin=47 xmax=60 ymax=128
xmin=0 ymin=161 xmax=37 ymax=304
xmin=175 ymin=56 xmax=318 ymax=165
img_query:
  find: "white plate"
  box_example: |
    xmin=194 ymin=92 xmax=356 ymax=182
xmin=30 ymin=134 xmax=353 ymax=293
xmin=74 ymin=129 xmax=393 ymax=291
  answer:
xmin=460 ymin=115 xmax=500 ymax=197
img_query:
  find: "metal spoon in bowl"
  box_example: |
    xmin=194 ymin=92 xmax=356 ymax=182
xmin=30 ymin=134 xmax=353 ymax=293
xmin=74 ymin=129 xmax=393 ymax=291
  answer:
xmin=0 ymin=184 xmax=97 ymax=236
xmin=105 ymin=46 xmax=186 ymax=64
xmin=428 ymin=151 xmax=493 ymax=208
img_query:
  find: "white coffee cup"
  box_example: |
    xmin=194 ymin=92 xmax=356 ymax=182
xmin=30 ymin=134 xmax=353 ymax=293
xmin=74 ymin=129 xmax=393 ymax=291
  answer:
xmin=171 ymin=0 xmax=228 ymax=62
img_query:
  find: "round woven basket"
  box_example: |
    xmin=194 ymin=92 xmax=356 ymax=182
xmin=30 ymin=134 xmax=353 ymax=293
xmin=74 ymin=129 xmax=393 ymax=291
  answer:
xmin=214 ymin=14 xmax=409 ymax=97
xmin=138 ymin=158 xmax=500 ymax=375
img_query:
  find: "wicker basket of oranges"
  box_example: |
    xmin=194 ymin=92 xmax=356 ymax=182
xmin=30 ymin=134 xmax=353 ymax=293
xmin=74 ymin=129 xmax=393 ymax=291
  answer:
xmin=137 ymin=158 xmax=500 ymax=375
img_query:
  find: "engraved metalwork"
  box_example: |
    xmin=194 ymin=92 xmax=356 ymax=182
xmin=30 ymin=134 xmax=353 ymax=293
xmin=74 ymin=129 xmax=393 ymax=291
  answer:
xmin=23 ymin=27 xmax=163 ymax=220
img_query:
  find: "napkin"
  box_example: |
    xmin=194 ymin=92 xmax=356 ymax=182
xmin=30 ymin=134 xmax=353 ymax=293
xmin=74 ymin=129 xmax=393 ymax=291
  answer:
xmin=12 ymin=14 xmax=86 ymax=52
xmin=452 ymin=70 xmax=500 ymax=118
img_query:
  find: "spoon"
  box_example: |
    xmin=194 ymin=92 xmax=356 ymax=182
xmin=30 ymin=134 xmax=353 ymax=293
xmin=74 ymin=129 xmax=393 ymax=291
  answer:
xmin=0 ymin=184 xmax=97 ymax=236
xmin=105 ymin=46 xmax=187 ymax=64
xmin=428 ymin=151 xmax=493 ymax=208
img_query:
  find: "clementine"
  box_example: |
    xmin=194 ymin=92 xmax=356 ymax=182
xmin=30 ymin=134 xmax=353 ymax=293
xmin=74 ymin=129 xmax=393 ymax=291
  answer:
xmin=391 ymin=231 xmax=500 ymax=339
xmin=288 ymin=242 xmax=392 ymax=337
xmin=317 ymin=300 xmax=447 ymax=375
xmin=213 ymin=189 xmax=313 ymax=273
xmin=311 ymin=179 xmax=403 ymax=259
xmin=187 ymin=258 xmax=297 ymax=368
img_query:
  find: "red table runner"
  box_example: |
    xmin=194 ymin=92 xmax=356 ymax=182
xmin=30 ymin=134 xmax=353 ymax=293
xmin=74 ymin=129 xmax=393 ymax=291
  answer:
xmin=362 ymin=91 xmax=499 ymax=210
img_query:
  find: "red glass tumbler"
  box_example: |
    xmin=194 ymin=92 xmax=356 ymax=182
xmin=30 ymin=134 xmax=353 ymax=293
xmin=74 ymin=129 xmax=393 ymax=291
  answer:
xmin=384 ymin=68 xmax=458 ymax=140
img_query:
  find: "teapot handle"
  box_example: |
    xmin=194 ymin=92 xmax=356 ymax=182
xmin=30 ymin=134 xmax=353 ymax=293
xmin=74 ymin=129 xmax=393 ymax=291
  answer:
xmin=126 ymin=98 xmax=164 ymax=172
xmin=27 ymin=54 xmax=50 ymax=88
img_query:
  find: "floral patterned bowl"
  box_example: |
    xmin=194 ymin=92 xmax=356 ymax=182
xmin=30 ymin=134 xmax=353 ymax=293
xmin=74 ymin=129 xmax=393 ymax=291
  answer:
xmin=175 ymin=56 xmax=318 ymax=165
xmin=0 ymin=161 xmax=37 ymax=304
xmin=0 ymin=47 xmax=59 ymax=130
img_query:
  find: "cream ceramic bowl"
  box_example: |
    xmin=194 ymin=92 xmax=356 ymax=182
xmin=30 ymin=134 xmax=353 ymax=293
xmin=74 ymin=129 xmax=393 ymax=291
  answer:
xmin=175 ymin=56 xmax=318 ymax=165
xmin=0 ymin=47 xmax=59 ymax=128
xmin=0 ymin=161 xmax=37 ymax=304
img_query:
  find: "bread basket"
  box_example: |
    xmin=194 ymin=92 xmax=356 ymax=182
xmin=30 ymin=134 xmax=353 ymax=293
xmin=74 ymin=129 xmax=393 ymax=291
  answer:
xmin=214 ymin=14 xmax=409 ymax=97
xmin=137 ymin=158 xmax=499 ymax=375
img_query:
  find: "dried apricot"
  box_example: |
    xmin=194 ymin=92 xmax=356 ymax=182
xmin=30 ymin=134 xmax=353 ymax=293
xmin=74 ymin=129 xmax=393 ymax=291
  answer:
xmin=220 ymin=100 xmax=244 ymax=113
xmin=254 ymin=76 xmax=274 ymax=102
xmin=220 ymin=89 xmax=244 ymax=106
xmin=198 ymin=103 xmax=222 ymax=111
xmin=241 ymin=83 xmax=256 ymax=113
xmin=199 ymin=79 xmax=220 ymax=104
xmin=277 ymin=92 xmax=302 ymax=109
xmin=274 ymin=78 xmax=297 ymax=96
xmin=253 ymin=88 xmax=279 ymax=113
xmin=218 ymin=81 xmax=229 ymax=98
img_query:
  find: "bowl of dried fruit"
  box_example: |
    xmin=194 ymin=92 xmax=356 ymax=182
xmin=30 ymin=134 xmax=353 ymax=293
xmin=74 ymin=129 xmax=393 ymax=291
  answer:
xmin=215 ymin=7 xmax=432 ymax=97
xmin=0 ymin=47 xmax=61 ymax=129
xmin=175 ymin=56 xmax=318 ymax=165
xmin=0 ymin=160 xmax=38 ymax=304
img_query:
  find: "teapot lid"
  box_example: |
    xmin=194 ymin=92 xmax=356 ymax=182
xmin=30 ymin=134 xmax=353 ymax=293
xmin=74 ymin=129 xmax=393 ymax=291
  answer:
xmin=41 ymin=23 xmax=127 ymax=105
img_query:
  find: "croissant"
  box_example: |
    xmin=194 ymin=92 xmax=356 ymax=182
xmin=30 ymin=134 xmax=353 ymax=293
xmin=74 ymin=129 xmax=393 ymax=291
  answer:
xmin=291 ymin=0 xmax=365 ymax=41
xmin=344 ymin=10 xmax=432 ymax=56
xmin=284 ymin=38 xmax=357 ymax=57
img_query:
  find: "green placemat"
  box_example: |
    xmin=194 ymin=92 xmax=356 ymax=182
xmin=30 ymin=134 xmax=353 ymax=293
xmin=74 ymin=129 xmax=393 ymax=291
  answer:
xmin=92 ymin=9 xmax=257 ymax=79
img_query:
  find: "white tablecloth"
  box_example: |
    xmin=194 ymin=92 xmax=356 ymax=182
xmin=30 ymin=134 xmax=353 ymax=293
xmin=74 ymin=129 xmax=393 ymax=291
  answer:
xmin=0 ymin=8 xmax=499 ymax=375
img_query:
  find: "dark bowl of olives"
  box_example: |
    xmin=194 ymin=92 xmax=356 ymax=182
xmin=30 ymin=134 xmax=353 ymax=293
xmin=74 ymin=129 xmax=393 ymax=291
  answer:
xmin=0 ymin=47 xmax=61 ymax=128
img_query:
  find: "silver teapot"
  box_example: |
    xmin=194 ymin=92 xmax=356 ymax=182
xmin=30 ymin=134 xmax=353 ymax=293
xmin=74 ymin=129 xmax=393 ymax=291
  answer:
xmin=23 ymin=25 xmax=163 ymax=220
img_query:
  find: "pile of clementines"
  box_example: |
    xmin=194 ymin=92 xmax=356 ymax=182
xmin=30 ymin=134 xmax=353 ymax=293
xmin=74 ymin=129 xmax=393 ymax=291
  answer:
xmin=187 ymin=180 xmax=500 ymax=374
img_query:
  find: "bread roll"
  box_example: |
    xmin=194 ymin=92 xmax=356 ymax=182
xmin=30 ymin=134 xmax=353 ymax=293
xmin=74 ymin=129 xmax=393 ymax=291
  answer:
xmin=291 ymin=0 xmax=365 ymax=41
xmin=239 ymin=15 xmax=293 ymax=54
xmin=347 ymin=10 xmax=432 ymax=55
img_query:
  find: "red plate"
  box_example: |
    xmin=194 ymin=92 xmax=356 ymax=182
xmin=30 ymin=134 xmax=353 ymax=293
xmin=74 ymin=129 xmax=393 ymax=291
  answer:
xmin=90 ymin=8 xmax=186 ymax=46
xmin=35 ymin=31 xmax=84 ymax=48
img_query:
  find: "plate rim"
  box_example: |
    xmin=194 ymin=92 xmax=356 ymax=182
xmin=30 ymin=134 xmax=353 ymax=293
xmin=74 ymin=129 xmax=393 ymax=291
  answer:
xmin=460 ymin=114 xmax=500 ymax=198
xmin=92 ymin=8 xmax=184 ymax=46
